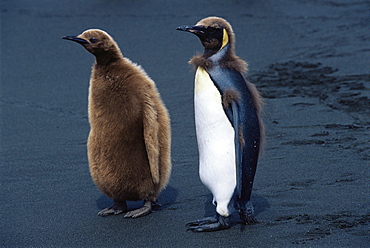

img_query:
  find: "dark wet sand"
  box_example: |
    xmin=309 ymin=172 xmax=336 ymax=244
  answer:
xmin=1 ymin=0 xmax=369 ymax=247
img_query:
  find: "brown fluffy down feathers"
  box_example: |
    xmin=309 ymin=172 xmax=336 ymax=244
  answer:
xmin=80 ymin=29 xmax=171 ymax=202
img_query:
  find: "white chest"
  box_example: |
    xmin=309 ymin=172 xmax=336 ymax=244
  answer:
xmin=194 ymin=67 xmax=236 ymax=196
xmin=194 ymin=67 xmax=234 ymax=143
xmin=194 ymin=67 xmax=226 ymax=126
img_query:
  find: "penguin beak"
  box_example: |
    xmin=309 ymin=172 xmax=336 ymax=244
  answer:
xmin=62 ymin=35 xmax=89 ymax=45
xmin=176 ymin=25 xmax=205 ymax=35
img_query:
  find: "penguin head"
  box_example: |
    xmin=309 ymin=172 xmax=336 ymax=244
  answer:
xmin=177 ymin=17 xmax=247 ymax=72
xmin=176 ymin=17 xmax=235 ymax=56
xmin=62 ymin=29 xmax=122 ymax=61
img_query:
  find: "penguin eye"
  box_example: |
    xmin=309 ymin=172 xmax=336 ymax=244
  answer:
xmin=89 ymin=37 xmax=98 ymax=43
xmin=207 ymin=27 xmax=217 ymax=33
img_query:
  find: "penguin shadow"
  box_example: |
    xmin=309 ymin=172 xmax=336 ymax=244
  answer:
xmin=202 ymin=194 xmax=270 ymax=230
xmin=156 ymin=185 xmax=179 ymax=210
xmin=96 ymin=185 xmax=179 ymax=214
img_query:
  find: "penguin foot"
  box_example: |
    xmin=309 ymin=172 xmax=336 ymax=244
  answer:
xmin=186 ymin=216 xmax=218 ymax=227
xmin=124 ymin=200 xmax=152 ymax=218
xmin=186 ymin=215 xmax=231 ymax=232
xmin=238 ymin=203 xmax=258 ymax=225
xmin=242 ymin=214 xmax=258 ymax=225
xmin=98 ymin=200 xmax=128 ymax=217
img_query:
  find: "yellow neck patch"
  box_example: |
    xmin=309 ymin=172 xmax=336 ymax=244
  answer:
xmin=218 ymin=28 xmax=229 ymax=52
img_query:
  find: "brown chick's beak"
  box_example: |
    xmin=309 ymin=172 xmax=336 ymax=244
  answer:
xmin=62 ymin=36 xmax=89 ymax=45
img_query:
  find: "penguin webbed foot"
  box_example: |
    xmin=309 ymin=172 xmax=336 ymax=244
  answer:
xmin=238 ymin=202 xmax=258 ymax=225
xmin=186 ymin=216 xmax=218 ymax=227
xmin=98 ymin=200 xmax=128 ymax=216
xmin=186 ymin=215 xmax=231 ymax=232
xmin=124 ymin=200 xmax=152 ymax=218
xmin=239 ymin=210 xmax=258 ymax=225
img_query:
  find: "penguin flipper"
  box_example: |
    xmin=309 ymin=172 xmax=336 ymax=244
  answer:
xmin=231 ymin=100 xmax=243 ymax=199
xmin=142 ymin=95 xmax=160 ymax=184
xmin=225 ymin=92 xmax=258 ymax=225
xmin=222 ymin=89 xmax=243 ymax=198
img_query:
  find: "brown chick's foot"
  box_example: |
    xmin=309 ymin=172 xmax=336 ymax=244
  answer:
xmin=124 ymin=200 xmax=152 ymax=218
xmin=98 ymin=200 xmax=128 ymax=216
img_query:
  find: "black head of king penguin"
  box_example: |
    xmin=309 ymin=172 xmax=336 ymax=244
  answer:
xmin=177 ymin=17 xmax=264 ymax=232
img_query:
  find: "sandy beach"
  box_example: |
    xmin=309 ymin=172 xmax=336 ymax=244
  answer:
xmin=1 ymin=0 xmax=369 ymax=247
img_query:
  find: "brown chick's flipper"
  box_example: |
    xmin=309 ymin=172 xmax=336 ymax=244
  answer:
xmin=124 ymin=200 xmax=152 ymax=218
xmin=186 ymin=215 xmax=231 ymax=232
xmin=98 ymin=200 xmax=128 ymax=216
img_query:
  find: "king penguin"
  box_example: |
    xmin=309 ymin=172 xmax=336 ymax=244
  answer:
xmin=176 ymin=17 xmax=264 ymax=231
xmin=62 ymin=29 xmax=171 ymax=218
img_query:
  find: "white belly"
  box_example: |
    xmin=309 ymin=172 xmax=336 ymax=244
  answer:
xmin=194 ymin=67 xmax=236 ymax=216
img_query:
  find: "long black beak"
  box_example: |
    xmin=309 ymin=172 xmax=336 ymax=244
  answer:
xmin=62 ymin=36 xmax=89 ymax=45
xmin=176 ymin=25 xmax=205 ymax=34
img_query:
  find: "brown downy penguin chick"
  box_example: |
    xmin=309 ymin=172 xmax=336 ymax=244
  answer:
xmin=62 ymin=29 xmax=171 ymax=218
xmin=177 ymin=17 xmax=264 ymax=231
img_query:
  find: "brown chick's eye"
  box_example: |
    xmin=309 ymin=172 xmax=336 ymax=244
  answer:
xmin=90 ymin=37 xmax=98 ymax=43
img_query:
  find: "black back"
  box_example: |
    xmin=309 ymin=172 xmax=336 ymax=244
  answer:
xmin=206 ymin=65 xmax=260 ymax=207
